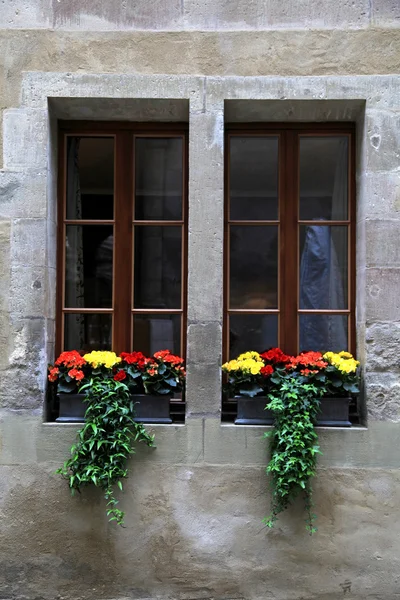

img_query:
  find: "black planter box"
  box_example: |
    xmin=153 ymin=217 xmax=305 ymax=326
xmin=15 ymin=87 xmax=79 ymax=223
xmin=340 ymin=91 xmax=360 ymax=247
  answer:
xmin=55 ymin=393 xmax=172 ymax=424
xmin=56 ymin=394 xmax=86 ymax=422
xmin=316 ymin=397 xmax=351 ymax=427
xmin=131 ymin=394 xmax=172 ymax=424
xmin=233 ymin=395 xmax=352 ymax=427
xmin=234 ymin=396 xmax=274 ymax=425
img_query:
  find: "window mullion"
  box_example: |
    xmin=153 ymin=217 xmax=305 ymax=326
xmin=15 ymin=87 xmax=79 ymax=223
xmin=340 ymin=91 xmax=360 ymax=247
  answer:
xmin=113 ymin=131 xmax=134 ymax=354
xmin=280 ymin=129 xmax=299 ymax=356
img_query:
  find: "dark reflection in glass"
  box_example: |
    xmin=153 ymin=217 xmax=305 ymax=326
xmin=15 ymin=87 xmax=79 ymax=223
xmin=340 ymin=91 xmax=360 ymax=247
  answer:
xmin=133 ymin=314 xmax=181 ymax=356
xmin=134 ymin=226 xmax=182 ymax=309
xmin=230 ymin=226 xmax=278 ymax=309
xmin=299 ymin=225 xmax=348 ymax=310
xmin=299 ymin=137 xmax=348 ymax=221
xmin=135 ymin=138 xmax=183 ymax=220
xmin=64 ymin=314 xmax=112 ymax=352
xmin=299 ymin=314 xmax=348 ymax=353
xmin=229 ymin=137 xmax=278 ymax=220
xmin=66 ymin=137 xmax=114 ymax=220
xmin=229 ymin=314 xmax=278 ymax=359
xmin=65 ymin=225 xmax=113 ymax=308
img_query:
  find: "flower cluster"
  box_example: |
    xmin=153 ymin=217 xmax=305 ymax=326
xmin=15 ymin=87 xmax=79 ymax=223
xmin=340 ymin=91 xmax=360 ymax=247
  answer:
xmin=49 ymin=349 xmax=186 ymax=397
xmin=323 ymin=351 xmax=359 ymax=374
xmin=48 ymin=350 xmax=88 ymax=393
xmin=83 ymin=351 xmax=121 ymax=369
xmin=222 ymin=347 xmax=360 ymax=399
xmin=223 ymin=351 xmax=264 ymax=376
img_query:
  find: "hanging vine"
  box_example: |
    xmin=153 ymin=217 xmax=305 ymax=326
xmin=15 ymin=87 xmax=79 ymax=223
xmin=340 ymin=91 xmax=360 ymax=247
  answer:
xmin=264 ymin=375 xmax=324 ymax=534
xmin=57 ymin=378 xmax=154 ymax=525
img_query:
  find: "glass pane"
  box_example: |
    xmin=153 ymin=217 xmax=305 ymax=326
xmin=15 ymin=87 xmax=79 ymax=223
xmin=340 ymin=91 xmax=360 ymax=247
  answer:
xmin=299 ymin=136 xmax=348 ymax=221
xmin=66 ymin=137 xmax=114 ymax=220
xmin=230 ymin=225 xmax=278 ymax=309
xmin=133 ymin=314 xmax=181 ymax=356
xmin=135 ymin=138 xmax=183 ymax=220
xmin=64 ymin=313 xmax=112 ymax=352
xmin=229 ymin=137 xmax=278 ymax=220
xmin=65 ymin=225 xmax=113 ymax=308
xmin=299 ymin=225 xmax=348 ymax=310
xmin=134 ymin=226 xmax=182 ymax=309
xmin=229 ymin=314 xmax=278 ymax=359
xmin=299 ymin=314 xmax=348 ymax=353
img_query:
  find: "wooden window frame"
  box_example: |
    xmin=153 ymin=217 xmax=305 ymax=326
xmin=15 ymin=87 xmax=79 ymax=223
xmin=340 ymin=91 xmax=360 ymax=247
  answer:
xmin=56 ymin=121 xmax=188 ymax=357
xmin=224 ymin=122 xmax=356 ymax=360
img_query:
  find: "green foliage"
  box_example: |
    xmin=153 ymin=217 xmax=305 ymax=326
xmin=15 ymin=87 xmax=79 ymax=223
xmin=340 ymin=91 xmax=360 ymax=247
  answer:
xmin=57 ymin=377 xmax=154 ymax=526
xmin=142 ymin=360 xmax=183 ymax=395
xmin=223 ymin=370 xmax=264 ymax=398
xmin=264 ymin=374 xmax=325 ymax=534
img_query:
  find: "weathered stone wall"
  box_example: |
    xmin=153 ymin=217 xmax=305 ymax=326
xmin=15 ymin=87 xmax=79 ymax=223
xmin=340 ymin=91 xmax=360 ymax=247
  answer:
xmin=0 ymin=3 xmax=400 ymax=599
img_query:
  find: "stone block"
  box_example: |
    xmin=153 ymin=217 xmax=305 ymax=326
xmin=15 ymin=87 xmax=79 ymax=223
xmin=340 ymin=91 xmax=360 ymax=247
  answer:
xmin=372 ymin=0 xmax=400 ymax=26
xmin=365 ymin=110 xmax=400 ymax=172
xmin=0 ymin=0 xmax=50 ymax=28
xmin=183 ymin=0 xmax=369 ymax=29
xmin=11 ymin=219 xmax=47 ymax=268
xmin=9 ymin=266 xmax=48 ymax=318
xmin=366 ymin=322 xmax=400 ymax=372
xmin=21 ymin=72 xmax=205 ymax=113
xmin=357 ymin=171 xmax=400 ymax=221
xmin=0 ymin=221 xmax=10 ymax=313
xmin=188 ymin=110 xmax=224 ymax=323
xmin=0 ymin=169 xmax=48 ymax=219
xmin=53 ymin=0 xmax=182 ymax=30
xmin=365 ymin=220 xmax=400 ymax=267
xmin=0 ymin=317 xmax=47 ymax=409
xmin=365 ymin=372 xmax=400 ymax=422
xmin=365 ymin=268 xmax=400 ymax=321
xmin=3 ymin=109 xmax=49 ymax=169
xmin=187 ymin=322 xmax=222 ymax=365
xmin=185 ymin=363 xmax=221 ymax=416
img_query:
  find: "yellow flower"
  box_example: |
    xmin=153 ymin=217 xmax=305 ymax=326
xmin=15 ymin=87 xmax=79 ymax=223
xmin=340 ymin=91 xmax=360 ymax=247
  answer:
xmin=83 ymin=351 xmax=121 ymax=369
xmin=323 ymin=351 xmax=359 ymax=374
xmin=338 ymin=351 xmax=353 ymax=359
xmin=237 ymin=351 xmax=263 ymax=362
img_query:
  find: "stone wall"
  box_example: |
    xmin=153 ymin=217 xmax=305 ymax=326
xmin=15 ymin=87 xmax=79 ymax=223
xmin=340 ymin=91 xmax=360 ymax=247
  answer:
xmin=0 ymin=3 xmax=400 ymax=599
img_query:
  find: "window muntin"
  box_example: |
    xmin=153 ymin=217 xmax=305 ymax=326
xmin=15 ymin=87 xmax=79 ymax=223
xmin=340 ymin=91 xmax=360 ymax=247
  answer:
xmin=225 ymin=125 xmax=355 ymax=359
xmin=57 ymin=125 xmax=187 ymax=357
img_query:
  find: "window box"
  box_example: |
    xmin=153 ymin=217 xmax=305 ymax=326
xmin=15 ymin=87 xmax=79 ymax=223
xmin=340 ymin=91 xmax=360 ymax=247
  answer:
xmin=316 ymin=397 xmax=351 ymax=427
xmin=232 ymin=395 xmax=352 ymax=427
xmin=56 ymin=393 xmax=173 ymax=424
xmin=234 ymin=396 xmax=274 ymax=425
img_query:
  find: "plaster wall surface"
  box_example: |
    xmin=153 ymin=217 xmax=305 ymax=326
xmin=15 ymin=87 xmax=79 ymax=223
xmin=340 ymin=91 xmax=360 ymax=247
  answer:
xmin=0 ymin=2 xmax=400 ymax=599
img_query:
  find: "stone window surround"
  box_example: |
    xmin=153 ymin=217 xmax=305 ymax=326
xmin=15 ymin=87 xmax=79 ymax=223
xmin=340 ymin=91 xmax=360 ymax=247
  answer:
xmin=2 ymin=73 xmax=400 ymax=457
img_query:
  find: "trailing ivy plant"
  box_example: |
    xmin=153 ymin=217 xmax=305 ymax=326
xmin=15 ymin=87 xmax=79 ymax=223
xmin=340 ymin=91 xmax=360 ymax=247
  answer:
xmin=57 ymin=377 xmax=154 ymax=526
xmin=264 ymin=374 xmax=325 ymax=534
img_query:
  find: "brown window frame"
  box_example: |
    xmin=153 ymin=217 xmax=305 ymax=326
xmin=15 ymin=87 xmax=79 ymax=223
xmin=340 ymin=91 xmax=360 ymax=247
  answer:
xmin=56 ymin=121 xmax=188 ymax=357
xmin=224 ymin=122 xmax=356 ymax=360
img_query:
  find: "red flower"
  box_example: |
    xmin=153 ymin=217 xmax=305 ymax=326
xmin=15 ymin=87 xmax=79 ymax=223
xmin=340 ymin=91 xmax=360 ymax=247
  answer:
xmin=154 ymin=350 xmax=184 ymax=365
xmin=260 ymin=348 xmax=292 ymax=364
xmin=287 ymin=351 xmax=328 ymax=371
xmin=120 ymin=351 xmax=148 ymax=369
xmin=48 ymin=367 xmax=59 ymax=382
xmin=147 ymin=368 xmax=158 ymax=376
xmin=113 ymin=370 xmax=127 ymax=382
xmin=260 ymin=365 xmax=274 ymax=377
xmin=55 ymin=350 xmax=86 ymax=369
xmin=68 ymin=368 xmax=84 ymax=381
xmin=300 ymin=368 xmax=318 ymax=375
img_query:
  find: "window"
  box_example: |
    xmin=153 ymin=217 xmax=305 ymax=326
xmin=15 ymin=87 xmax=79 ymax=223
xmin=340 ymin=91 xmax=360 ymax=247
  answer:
xmin=57 ymin=123 xmax=188 ymax=357
xmin=224 ymin=124 xmax=356 ymax=360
